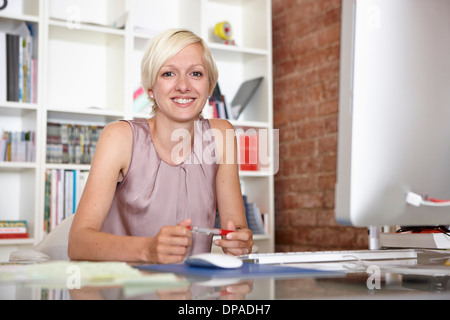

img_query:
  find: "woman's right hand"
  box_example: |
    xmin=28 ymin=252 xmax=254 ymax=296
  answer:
xmin=146 ymin=219 xmax=193 ymax=264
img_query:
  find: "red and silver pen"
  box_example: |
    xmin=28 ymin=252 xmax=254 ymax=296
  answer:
xmin=187 ymin=226 xmax=233 ymax=236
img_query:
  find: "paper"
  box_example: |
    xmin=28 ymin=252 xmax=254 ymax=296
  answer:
xmin=0 ymin=261 xmax=187 ymax=290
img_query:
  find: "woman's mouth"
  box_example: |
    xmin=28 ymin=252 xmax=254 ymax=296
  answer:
xmin=173 ymin=98 xmax=195 ymax=105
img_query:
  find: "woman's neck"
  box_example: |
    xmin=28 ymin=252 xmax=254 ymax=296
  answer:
xmin=148 ymin=114 xmax=198 ymax=165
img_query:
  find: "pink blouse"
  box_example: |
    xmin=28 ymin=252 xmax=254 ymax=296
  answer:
xmin=102 ymin=117 xmax=219 ymax=254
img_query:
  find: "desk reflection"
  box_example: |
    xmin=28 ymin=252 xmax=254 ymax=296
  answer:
xmin=68 ymin=279 xmax=255 ymax=300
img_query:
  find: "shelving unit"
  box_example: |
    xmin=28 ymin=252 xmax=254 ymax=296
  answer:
xmin=0 ymin=0 xmax=274 ymax=260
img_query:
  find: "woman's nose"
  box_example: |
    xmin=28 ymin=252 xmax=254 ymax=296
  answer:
xmin=176 ymin=75 xmax=191 ymax=93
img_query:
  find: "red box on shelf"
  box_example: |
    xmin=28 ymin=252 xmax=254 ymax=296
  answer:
xmin=239 ymin=134 xmax=259 ymax=171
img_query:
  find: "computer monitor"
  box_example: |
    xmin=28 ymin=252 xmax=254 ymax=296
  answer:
xmin=335 ymin=0 xmax=450 ymax=228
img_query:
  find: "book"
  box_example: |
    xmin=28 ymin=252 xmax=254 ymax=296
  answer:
xmin=206 ymin=83 xmax=232 ymax=120
xmin=4 ymin=23 xmax=37 ymax=103
xmin=0 ymin=130 xmax=35 ymax=162
xmin=44 ymin=169 xmax=89 ymax=233
xmin=230 ymin=77 xmax=264 ymax=120
xmin=0 ymin=233 xmax=29 ymax=239
xmin=0 ymin=220 xmax=28 ymax=239
xmin=6 ymin=33 xmax=19 ymax=101
xmin=0 ymin=227 xmax=27 ymax=234
xmin=0 ymin=32 xmax=6 ymax=103
xmin=0 ymin=220 xmax=27 ymax=228
xmin=380 ymin=232 xmax=450 ymax=249
xmin=46 ymin=122 xmax=103 ymax=164
xmin=243 ymin=195 xmax=266 ymax=235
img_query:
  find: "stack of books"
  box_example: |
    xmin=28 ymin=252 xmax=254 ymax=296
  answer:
xmin=0 ymin=220 xmax=29 ymax=239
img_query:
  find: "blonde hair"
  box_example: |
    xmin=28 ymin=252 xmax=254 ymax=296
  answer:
xmin=141 ymin=29 xmax=219 ymax=105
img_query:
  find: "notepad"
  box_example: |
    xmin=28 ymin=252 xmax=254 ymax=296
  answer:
xmin=135 ymin=263 xmax=341 ymax=280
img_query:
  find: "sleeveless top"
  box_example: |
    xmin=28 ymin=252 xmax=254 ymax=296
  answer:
xmin=101 ymin=117 xmax=219 ymax=254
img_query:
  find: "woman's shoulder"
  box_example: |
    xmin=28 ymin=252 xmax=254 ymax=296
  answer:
xmin=101 ymin=120 xmax=133 ymax=139
xmin=207 ymin=118 xmax=235 ymax=133
xmin=96 ymin=121 xmax=135 ymax=153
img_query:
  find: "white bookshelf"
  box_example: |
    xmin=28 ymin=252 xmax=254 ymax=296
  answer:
xmin=0 ymin=0 xmax=274 ymax=260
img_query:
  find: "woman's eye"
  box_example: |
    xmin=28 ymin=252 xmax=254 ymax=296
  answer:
xmin=162 ymin=72 xmax=174 ymax=77
xmin=192 ymin=71 xmax=203 ymax=77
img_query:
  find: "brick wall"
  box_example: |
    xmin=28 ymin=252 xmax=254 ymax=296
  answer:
xmin=272 ymin=0 xmax=368 ymax=251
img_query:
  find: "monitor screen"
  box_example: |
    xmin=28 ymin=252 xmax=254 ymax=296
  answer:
xmin=335 ymin=0 xmax=450 ymax=227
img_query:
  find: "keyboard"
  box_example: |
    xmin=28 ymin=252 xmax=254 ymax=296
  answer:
xmin=239 ymin=249 xmax=418 ymax=264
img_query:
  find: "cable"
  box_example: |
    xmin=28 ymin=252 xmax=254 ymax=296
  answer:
xmin=406 ymin=191 xmax=450 ymax=207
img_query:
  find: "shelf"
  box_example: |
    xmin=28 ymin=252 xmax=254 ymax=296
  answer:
xmin=231 ymin=120 xmax=271 ymax=129
xmin=47 ymin=107 xmax=124 ymax=119
xmin=0 ymin=238 xmax=35 ymax=246
xmin=0 ymin=162 xmax=37 ymax=171
xmin=204 ymin=0 xmax=269 ymax=51
xmin=208 ymin=42 xmax=269 ymax=56
xmin=0 ymin=13 xmax=39 ymax=23
xmin=45 ymin=163 xmax=90 ymax=171
xmin=0 ymin=102 xmax=38 ymax=117
xmin=239 ymin=170 xmax=273 ymax=178
xmin=48 ymin=19 xmax=126 ymax=37
xmin=253 ymin=234 xmax=272 ymax=241
xmin=0 ymin=0 xmax=274 ymax=255
xmin=46 ymin=24 xmax=126 ymax=112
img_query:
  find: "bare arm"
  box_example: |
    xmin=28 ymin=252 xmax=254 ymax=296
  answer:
xmin=68 ymin=121 xmax=192 ymax=263
xmin=210 ymin=119 xmax=254 ymax=255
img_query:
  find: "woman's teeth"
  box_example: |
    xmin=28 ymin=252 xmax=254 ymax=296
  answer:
xmin=173 ymin=98 xmax=194 ymax=104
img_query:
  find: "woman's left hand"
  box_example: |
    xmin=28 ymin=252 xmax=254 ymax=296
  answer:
xmin=214 ymin=221 xmax=253 ymax=256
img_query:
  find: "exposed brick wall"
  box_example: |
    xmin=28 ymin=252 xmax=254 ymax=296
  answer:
xmin=272 ymin=0 xmax=368 ymax=251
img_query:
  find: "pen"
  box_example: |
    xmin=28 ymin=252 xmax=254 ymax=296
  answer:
xmin=188 ymin=226 xmax=233 ymax=236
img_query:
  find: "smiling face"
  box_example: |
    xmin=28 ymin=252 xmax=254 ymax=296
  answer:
xmin=148 ymin=43 xmax=210 ymax=123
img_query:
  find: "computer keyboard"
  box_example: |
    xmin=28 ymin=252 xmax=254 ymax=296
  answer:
xmin=239 ymin=249 xmax=418 ymax=264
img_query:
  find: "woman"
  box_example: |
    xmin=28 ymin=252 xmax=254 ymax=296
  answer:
xmin=68 ymin=29 xmax=253 ymax=264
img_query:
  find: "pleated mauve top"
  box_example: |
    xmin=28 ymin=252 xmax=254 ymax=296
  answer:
xmin=101 ymin=117 xmax=219 ymax=254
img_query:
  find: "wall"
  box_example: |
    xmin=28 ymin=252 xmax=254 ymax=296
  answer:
xmin=272 ymin=0 xmax=368 ymax=251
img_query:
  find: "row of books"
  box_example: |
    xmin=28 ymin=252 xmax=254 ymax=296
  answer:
xmin=0 ymin=220 xmax=29 ymax=239
xmin=0 ymin=23 xmax=38 ymax=103
xmin=243 ymin=195 xmax=268 ymax=235
xmin=213 ymin=195 xmax=268 ymax=235
xmin=0 ymin=130 xmax=36 ymax=163
xmin=204 ymin=83 xmax=233 ymax=120
xmin=44 ymin=169 xmax=89 ymax=233
xmin=46 ymin=122 xmax=104 ymax=164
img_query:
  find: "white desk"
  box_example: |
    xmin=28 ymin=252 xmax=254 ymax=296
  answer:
xmin=1 ymin=250 xmax=449 ymax=301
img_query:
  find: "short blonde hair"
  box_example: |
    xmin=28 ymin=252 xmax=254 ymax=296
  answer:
xmin=141 ymin=29 xmax=219 ymax=103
